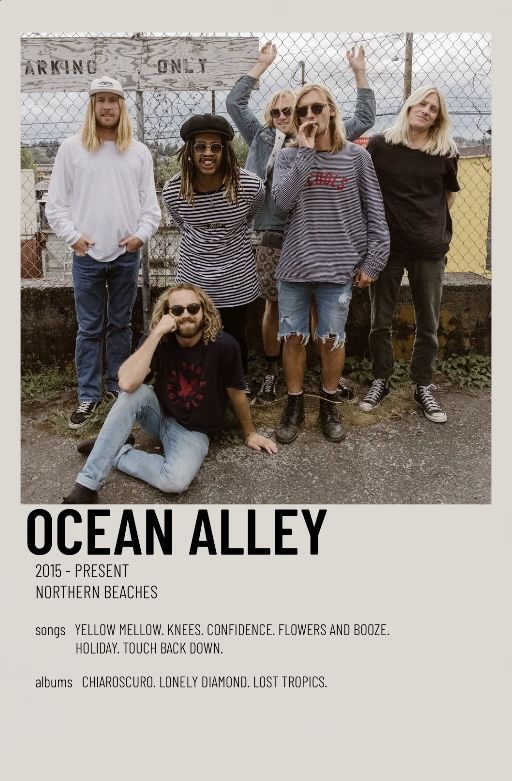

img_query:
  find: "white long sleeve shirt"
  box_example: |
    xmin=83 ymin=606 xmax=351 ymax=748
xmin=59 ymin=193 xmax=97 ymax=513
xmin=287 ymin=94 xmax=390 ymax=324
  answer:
xmin=45 ymin=135 xmax=161 ymax=262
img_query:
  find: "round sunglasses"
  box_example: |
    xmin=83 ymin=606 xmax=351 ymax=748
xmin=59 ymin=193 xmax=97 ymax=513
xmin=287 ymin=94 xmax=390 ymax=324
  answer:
xmin=296 ymin=102 xmax=327 ymax=118
xmin=270 ymin=106 xmax=293 ymax=119
xmin=193 ymin=142 xmax=223 ymax=154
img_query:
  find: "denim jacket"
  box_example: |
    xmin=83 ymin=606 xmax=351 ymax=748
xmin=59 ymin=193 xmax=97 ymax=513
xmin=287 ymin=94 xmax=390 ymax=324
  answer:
xmin=226 ymin=74 xmax=377 ymax=232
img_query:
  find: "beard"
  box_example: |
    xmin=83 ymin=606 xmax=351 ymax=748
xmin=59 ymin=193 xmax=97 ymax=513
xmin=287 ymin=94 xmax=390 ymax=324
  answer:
xmin=176 ymin=314 xmax=204 ymax=339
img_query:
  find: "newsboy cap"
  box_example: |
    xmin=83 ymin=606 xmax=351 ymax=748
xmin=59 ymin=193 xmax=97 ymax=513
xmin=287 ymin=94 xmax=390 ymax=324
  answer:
xmin=180 ymin=114 xmax=234 ymax=141
xmin=89 ymin=76 xmax=125 ymax=98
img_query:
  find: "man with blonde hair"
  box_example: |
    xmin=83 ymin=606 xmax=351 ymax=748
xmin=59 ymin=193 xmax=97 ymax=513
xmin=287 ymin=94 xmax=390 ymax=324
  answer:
xmin=46 ymin=75 xmax=161 ymax=429
xmin=272 ymin=83 xmax=389 ymax=444
xmin=62 ymin=283 xmax=276 ymax=504
xmin=360 ymin=86 xmax=460 ymax=423
xmin=227 ymin=42 xmax=376 ymax=403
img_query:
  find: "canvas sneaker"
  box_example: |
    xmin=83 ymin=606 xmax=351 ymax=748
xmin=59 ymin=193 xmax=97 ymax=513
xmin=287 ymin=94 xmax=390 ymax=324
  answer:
xmin=359 ymin=379 xmax=390 ymax=412
xmin=68 ymin=401 xmax=100 ymax=429
xmin=335 ymin=377 xmax=358 ymax=404
xmin=105 ymin=390 xmax=119 ymax=401
xmin=414 ymin=384 xmax=447 ymax=423
xmin=257 ymin=373 xmax=278 ymax=404
xmin=243 ymin=380 xmax=257 ymax=406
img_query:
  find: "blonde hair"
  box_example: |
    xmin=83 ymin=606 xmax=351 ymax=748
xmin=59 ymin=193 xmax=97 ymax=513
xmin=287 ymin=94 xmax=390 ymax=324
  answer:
xmin=149 ymin=283 xmax=222 ymax=344
xmin=81 ymin=95 xmax=132 ymax=153
xmin=292 ymin=84 xmax=347 ymax=153
xmin=384 ymin=85 xmax=458 ymax=157
xmin=263 ymin=89 xmax=297 ymax=129
xmin=176 ymin=136 xmax=241 ymax=206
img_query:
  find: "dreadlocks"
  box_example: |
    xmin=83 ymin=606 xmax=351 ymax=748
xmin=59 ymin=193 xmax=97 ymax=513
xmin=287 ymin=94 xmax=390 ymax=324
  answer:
xmin=176 ymin=137 xmax=241 ymax=206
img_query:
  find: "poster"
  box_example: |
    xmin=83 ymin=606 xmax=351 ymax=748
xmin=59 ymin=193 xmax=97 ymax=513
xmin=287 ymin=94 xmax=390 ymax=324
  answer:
xmin=2 ymin=10 xmax=509 ymax=781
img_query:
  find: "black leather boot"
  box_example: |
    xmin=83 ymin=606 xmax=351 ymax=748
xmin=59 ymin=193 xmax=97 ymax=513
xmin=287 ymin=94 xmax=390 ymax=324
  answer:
xmin=319 ymin=391 xmax=346 ymax=442
xmin=275 ymin=393 xmax=305 ymax=444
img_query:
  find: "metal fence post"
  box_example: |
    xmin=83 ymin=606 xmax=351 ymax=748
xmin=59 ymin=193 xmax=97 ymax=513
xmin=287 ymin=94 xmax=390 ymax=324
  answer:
xmin=403 ymin=33 xmax=413 ymax=100
xmin=135 ymin=88 xmax=151 ymax=333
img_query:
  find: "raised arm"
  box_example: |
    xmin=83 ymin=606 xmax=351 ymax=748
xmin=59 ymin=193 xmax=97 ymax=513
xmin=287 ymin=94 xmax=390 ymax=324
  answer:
xmin=226 ymin=41 xmax=277 ymax=145
xmin=118 ymin=314 xmax=176 ymax=393
xmin=272 ymin=147 xmax=316 ymax=212
xmin=343 ymin=46 xmax=377 ymax=141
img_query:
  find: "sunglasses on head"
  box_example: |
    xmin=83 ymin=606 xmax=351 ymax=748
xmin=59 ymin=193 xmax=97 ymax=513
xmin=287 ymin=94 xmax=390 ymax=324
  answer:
xmin=168 ymin=303 xmax=201 ymax=316
xmin=296 ymin=102 xmax=327 ymax=118
xmin=270 ymin=106 xmax=293 ymax=119
xmin=193 ymin=142 xmax=223 ymax=153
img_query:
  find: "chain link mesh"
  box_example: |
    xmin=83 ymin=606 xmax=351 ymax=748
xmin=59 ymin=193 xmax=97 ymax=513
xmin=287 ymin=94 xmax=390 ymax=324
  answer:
xmin=20 ymin=32 xmax=491 ymax=286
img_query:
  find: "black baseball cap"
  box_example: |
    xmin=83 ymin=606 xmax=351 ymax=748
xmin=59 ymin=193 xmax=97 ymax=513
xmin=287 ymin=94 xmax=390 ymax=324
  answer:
xmin=180 ymin=114 xmax=234 ymax=142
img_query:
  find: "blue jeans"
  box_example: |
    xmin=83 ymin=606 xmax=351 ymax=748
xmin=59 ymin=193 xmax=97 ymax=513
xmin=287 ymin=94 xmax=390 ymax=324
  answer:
xmin=77 ymin=385 xmax=209 ymax=494
xmin=277 ymin=280 xmax=353 ymax=347
xmin=72 ymin=251 xmax=140 ymax=401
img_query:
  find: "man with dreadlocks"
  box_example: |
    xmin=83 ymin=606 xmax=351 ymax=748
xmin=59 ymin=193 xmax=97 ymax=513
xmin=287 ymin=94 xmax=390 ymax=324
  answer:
xmin=46 ymin=76 xmax=161 ymax=429
xmin=62 ymin=283 xmax=277 ymax=503
xmin=162 ymin=115 xmax=264 ymax=394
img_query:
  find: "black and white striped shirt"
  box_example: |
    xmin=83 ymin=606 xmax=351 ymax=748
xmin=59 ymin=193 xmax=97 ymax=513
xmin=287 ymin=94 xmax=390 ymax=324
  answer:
xmin=272 ymin=143 xmax=390 ymax=284
xmin=162 ymin=170 xmax=265 ymax=307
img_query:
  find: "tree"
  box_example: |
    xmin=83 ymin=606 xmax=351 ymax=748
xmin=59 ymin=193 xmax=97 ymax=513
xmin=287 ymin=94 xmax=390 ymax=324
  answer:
xmin=20 ymin=146 xmax=36 ymax=174
xmin=232 ymin=134 xmax=249 ymax=167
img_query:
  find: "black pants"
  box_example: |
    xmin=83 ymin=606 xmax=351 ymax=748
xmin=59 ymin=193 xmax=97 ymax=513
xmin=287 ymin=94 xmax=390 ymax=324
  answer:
xmin=369 ymin=255 xmax=445 ymax=386
xmin=217 ymin=304 xmax=249 ymax=374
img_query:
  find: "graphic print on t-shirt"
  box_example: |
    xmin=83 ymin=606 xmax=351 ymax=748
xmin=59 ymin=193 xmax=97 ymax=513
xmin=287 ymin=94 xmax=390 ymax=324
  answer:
xmin=167 ymin=362 xmax=207 ymax=411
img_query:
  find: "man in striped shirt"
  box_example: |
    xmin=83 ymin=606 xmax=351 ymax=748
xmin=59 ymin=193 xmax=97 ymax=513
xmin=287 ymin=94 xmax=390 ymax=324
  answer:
xmin=162 ymin=114 xmax=264 ymax=396
xmin=272 ymin=84 xmax=390 ymax=444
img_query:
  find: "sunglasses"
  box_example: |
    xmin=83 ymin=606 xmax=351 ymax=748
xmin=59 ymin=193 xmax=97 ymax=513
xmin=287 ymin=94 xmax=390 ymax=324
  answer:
xmin=270 ymin=106 xmax=293 ymax=119
xmin=193 ymin=142 xmax=223 ymax=153
xmin=296 ymin=102 xmax=327 ymax=118
xmin=168 ymin=303 xmax=201 ymax=316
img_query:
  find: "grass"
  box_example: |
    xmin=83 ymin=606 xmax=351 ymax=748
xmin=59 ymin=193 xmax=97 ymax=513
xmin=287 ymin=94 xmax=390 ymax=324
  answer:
xmin=21 ymin=353 xmax=490 ymax=440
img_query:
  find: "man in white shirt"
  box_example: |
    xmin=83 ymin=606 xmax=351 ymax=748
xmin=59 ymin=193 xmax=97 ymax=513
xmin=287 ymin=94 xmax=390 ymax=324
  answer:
xmin=45 ymin=75 xmax=161 ymax=429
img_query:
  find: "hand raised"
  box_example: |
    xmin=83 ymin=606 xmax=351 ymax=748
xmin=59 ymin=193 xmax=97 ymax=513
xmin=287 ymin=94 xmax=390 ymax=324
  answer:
xmin=346 ymin=45 xmax=366 ymax=74
xmin=298 ymin=120 xmax=318 ymax=148
xmin=155 ymin=313 xmax=177 ymax=336
xmin=257 ymin=41 xmax=277 ymax=69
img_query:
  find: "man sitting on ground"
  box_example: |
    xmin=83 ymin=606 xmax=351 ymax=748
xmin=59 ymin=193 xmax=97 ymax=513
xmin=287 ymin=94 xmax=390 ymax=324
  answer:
xmin=62 ymin=283 xmax=277 ymax=504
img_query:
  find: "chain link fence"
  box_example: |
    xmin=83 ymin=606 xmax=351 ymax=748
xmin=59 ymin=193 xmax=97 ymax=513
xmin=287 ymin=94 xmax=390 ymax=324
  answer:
xmin=21 ymin=31 xmax=491 ymax=289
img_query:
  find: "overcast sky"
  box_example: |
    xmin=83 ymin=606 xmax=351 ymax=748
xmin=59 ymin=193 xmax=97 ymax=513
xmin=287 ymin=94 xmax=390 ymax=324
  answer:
xmin=21 ymin=32 xmax=491 ymax=145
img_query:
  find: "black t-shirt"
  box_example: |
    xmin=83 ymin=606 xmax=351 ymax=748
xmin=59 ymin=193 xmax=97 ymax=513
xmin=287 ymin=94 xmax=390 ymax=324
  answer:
xmin=367 ymin=134 xmax=460 ymax=260
xmin=148 ymin=330 xmax=245 ymax=435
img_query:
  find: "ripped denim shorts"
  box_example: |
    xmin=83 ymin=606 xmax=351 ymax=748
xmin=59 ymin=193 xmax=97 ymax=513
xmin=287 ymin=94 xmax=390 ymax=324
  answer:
xmin=277 ymin=280 xmax=353 ymax=348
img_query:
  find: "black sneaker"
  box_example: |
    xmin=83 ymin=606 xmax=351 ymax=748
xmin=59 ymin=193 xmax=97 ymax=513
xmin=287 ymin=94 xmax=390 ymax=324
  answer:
xmin=359 ymin=379 xmax=390 ymax=412
xmin=105 ymin=390 xmax=119 ymax=401
xmin=319 ymin=391 xmax=346 ymax=442
xmin=275 ymin=393 xmax=305 ymax=444
xmin=257 ymin=373 xmax=278 ymax=404
xmin=335 ymin=377 xmax=358 ymax=404
xmin=243 ymin=380 xmax=257 ymax=406
xmin=62 ymin=482 xmax=99 ymax=504
xmin=69 ymin=401 xmax=100 ymax=429
xmin=77 ymin=434 xmax=135 ymax=457
xmin=414 ymin=384 xmax=447 ymax=423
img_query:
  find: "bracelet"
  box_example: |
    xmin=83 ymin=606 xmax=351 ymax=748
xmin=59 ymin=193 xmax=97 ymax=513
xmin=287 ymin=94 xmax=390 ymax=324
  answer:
xmin=245 ymin=432 xmax=257 ymax=445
